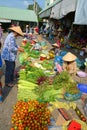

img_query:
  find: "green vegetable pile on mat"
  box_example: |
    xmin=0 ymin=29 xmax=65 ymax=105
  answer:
xmin=18 ymin=42 xmax=70 ymax=102
xmin=19 ymin=66 xmax=46 ymax=84
xmin=18 ymin=69 xmax=65 ymax=102
xmin=22 ymin=42 xmax=31 ymax=52
xmin=34 ymin=80 xmax=65 ymax=102
xmin=19 ymin=69 xmax=27 ymax=80
xmin=19 ymin=53 xmax=28 ymax=64
xmin=17 ymin=80 xmax=39 ymax=101
xmin=23 ymin=43 xmax=41 ymax=58
xmin=41 ymin=60 xmax=53 ymax=70
xmin=19 ymin=43 xmax=41 ymax=65
xmin=53 ymin=71 xmax=75 ymax=90
xmin=26 ymin=68 xmax=46 ymax=83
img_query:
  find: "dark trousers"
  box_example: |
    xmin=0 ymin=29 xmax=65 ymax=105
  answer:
xmin=5 ymin=60 xmax=15 ymax=84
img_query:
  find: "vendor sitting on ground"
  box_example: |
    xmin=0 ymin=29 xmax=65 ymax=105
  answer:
xmin=51 ymin=43 xmax=61 ymax=55
xmin=30 ymin=39 xmax=42 ymax=51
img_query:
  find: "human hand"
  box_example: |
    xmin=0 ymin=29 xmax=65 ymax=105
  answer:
xmin=18 ymin=47 xmax=24 ymax=52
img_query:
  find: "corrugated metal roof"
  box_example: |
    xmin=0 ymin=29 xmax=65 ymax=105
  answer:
xmin=0 ymin=18 xmax=11 ymax=23
xmin=0 ymin=6 xmax=38 ymax=22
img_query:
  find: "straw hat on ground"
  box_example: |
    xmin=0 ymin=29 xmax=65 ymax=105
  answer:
xmin=9 ymin=26 xmax=24 ymax=36
xmin=52 ymin=43 xmax=60 ymax=48
xmin=33 ymin=39 xmax=38 ymax=43
xmin=63 ymin=52 xmax=77 ymax=62
xmin=57 ymin=27 xmax=62 ymax=32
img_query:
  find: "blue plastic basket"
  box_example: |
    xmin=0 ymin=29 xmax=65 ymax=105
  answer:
xmin=77 ymin=84 xmax=87 ymax=93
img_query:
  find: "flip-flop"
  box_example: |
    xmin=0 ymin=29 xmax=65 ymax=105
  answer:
xmin=6 ymin=83 xmax=14 ymax=87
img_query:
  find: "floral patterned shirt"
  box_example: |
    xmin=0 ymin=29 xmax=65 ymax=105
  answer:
xmin=1 ymin=32 xmax=18 ymax=61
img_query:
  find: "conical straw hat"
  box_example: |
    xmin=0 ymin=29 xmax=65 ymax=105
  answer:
xmin=52 ymin=43 xmax=59 ymax=48
xmin=57 ymin=27 xmax=62 ymax=32
xmin=63 ymin=52 xmax=77 ymax=62
xmin=9 ymin=26 xmax=24 ymax=36
xmin=33 ymin=39 xmax=38 ymax=43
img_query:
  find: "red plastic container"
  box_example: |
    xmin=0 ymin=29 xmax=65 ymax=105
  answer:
xmin=68 ymin=120 xmax=81 ymax=130
xmin=40 ymin=56 xmax=46 ymax=61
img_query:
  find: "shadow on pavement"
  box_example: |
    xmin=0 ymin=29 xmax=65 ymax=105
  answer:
xmin=2 ymin=86 xmax=12 ymax=102
xmin=1 ymin=65 xmax=20 ymax=102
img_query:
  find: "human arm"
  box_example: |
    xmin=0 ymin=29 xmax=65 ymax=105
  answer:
xmin=18 ymin=46 xmax=24 ymax=52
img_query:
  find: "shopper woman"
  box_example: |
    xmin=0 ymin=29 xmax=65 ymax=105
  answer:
xmin=1 ymin=26 xmax=24 ymax=87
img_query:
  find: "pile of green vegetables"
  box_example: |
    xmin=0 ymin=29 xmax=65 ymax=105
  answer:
xmin=18 ymin=63 xmax=79 ymax=102
xmin=41 ymin=60 xmax=53 ymax=70
xmin=19 ymin=65 xmax=46 ymax=84
xmin=17 ymin=80 xmax=38 ymax=101
xmin=19 ymin=43 xmax=41 ymax=65
xmin=18 ymin=77 xmax=64 ymax=102
xmin=53 ymin=71 xmax=79 ymax=94
xmin=18 ymin=42 xmax=80 ymax=102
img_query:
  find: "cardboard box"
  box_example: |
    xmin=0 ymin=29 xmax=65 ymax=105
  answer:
xmin=51 ymin=108 xmax=72 ymax=126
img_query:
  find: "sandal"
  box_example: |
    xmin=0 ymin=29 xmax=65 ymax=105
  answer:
xmin=5 ymin=83 xmax=14 ymax=87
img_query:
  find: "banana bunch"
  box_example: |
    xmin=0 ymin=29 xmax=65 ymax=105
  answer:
xmin=47 ymin=51 xmax=55 ymax=59
xmin=48 ymin=101 xmax=76 ymax=112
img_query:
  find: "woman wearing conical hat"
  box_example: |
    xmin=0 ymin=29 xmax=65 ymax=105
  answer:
xmin=1 ymin=26 xmax=24 ymax=87
xmin=63 ymin=52 xmax=77 ymax=75
xmin=51 ymin=43 xmax=61 ymax=55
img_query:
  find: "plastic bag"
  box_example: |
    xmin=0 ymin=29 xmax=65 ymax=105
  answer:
xmin=64 ymin=92 xmax=82 ymax=101
xmin=78 ymin=84 xmax=87 ymax=93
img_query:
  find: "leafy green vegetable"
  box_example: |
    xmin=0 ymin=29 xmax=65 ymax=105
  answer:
xmin=53 ymin=71 xmax=70 ymax=90
xmin=41 ymin=60 xmax=53 ymax=70
xmin=17 ymin=80 xmax=38 ymax=101
xmin=26 ymin=68 xmax=46 ymax=83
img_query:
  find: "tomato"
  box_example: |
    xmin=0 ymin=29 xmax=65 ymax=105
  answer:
xmin=10 ymin=128 xmax=15 ymax=130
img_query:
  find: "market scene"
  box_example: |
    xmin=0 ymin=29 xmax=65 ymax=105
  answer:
xmin=0 ymin=0 xmax=87 ymax=130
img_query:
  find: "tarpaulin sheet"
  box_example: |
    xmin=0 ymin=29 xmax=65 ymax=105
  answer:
xmin=50 ymin=0 xmax=77 ymax=20
xmin=39 ymin=8 xmax=51 ymax=18
xmin=74 ymin=0 xmax=87 ymax=25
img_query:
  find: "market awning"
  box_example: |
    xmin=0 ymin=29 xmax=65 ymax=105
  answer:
xmin=39 ymin=0 xmax=62 ymax=18
xmin=50 ymin=0 xmax=78 ymax=20
xmin=39 ymin=8 xmax=51 ymax=18
xmin=74 ymin=0 xmax=87 ymax=25
xmin=0 ymin=6 xmax=38 ymax=22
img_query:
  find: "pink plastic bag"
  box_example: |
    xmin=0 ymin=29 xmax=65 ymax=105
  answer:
xmin=55 ymin=63 xmax=63 ymax=73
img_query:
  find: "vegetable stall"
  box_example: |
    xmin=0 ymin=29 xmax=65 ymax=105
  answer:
xmin=10 ymin=39 xmax=87 ymax=130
